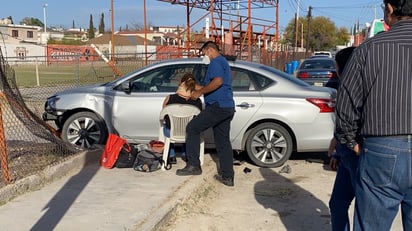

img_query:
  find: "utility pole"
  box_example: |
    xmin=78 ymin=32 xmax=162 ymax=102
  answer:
xmin=294 ymin=0 xmax=300 ymax=53
xmin=294 ymin=13 xmax=298 ymax=53
xmin=301 ymin=22 xmax=304 ymax=49
xmin=144 ymin=0 xmax=148 ymax=65
xmin=305 ymin=6 xmax=312 ymax=57
xmin=43 ymin=3 xmax=48 ymax=33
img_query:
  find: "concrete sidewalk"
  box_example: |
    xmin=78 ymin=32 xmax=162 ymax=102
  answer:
xmin=0 ymin=147 xmax=216 ymax=231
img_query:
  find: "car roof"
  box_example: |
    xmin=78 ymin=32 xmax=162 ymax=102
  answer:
xmin=109 ymin=57 xmax=313 ymax=90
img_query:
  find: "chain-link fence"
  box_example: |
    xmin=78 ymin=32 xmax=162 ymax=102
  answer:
xmin=0 ymin=52 xmax=80 ymax=188
xmin=0 ymin=47 xmax=306 ymax=188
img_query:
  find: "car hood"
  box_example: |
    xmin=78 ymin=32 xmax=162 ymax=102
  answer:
xmin=52 ymin=83 xmax=110 ymax=96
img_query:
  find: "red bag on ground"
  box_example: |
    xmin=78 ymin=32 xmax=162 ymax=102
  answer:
xmin=149 ymin=140 xmax=165 ymax=153
xmin=100 ymin=133 xmax=130 ymax=169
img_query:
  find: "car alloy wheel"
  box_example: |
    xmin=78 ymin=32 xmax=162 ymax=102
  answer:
xmin=62 ymin=111 xmax=108 ymax=149
xmin=245 ymin=122 xmax=293 ymax=168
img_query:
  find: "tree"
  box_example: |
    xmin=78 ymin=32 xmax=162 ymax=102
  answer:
xmin=88 ymin=14 xmax=95 ymax=39
xmin=20 ymin=17 xmax=44 ymax=27
xmin=99 ymin=13 xmax=105 ymax=34
xmin=334 ymin=27 xmax=350 ymax=46
xmin=72 ymin=20 xmax=75 ymax=29
xmin=284 ymin=16 xmax=350 ymax=51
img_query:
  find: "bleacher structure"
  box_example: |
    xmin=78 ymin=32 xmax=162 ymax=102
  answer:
xmin=156 ymin=0 xmax=280 ymax=62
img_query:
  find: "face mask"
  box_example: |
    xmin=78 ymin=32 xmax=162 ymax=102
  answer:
xmin=202 ymin=55 xmax=210 ymax=65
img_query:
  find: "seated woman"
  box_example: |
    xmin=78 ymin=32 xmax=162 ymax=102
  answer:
xmin=162 ymin=73 xmax=202 ymax=164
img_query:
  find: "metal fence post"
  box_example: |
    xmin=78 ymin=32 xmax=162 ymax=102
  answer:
xmin=76 ymin=54 xmax=80 ymax=86
xmin=0 ymin=93 xmax=13 ymax=184
xmin=35 ymin=58 xmax=40 ymax=86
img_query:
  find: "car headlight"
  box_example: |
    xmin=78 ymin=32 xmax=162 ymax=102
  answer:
xmin=45 ymin=96 xmax=60 ymax=111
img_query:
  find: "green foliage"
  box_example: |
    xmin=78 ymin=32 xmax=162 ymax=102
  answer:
xmin=47 ymin=38 xmax=86 ymax=45
xmin=99 ymin=13 xmax=105 ymax=34
xmin=283 ymin=16 xmax=350 ymax=51
xmin=88 ymin=14 xmax=95 ymax=39
xmin=334 ymin=27 xmax=350 ymax=46
xmin=20 ymin=17 xmax=44 ymax=27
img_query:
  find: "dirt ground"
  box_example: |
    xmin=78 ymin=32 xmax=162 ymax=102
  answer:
xmin=159 ymin=153 xmax=334 ymax=231
xmin=159 ymin=153 xmax=403 ymax=231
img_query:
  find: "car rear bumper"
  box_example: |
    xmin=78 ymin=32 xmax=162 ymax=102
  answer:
xmin=294 ymin=113 xmax=335 ymax=152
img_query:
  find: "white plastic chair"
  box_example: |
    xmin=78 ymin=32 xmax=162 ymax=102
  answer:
xmin=159 ymin=104 xmax=204 ymax=170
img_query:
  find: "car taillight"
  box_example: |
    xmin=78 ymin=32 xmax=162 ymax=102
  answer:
xmin=328 ymin=71 xmax=338 ymax=78
xmin=306 ymin=98 xmax=335 ymax=113
xmin=298 ymin=72 xmax=309 ymax=78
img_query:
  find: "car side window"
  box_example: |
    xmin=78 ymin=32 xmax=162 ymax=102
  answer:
xmin=252 ymin=72 xmax=274 ymax=90
xmin=231 ymin=67 xmax=255 ymax=91
xmin=129 ymin=65 xmax=196 ymax=93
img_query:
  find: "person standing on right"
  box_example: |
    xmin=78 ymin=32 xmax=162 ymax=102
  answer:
xmin=335 ymin=1 xmax=412 ymax=230
xmin=327 ymin=46 xmax=358 ymax=231
xmin=176 ymin=41 xmax=236 ymax=187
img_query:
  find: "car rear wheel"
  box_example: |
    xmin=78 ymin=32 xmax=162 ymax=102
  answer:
xmin=245 ymin=123 xmax=293 ymax=168
xmin=62 ymin=111 xmax=108 ymax=149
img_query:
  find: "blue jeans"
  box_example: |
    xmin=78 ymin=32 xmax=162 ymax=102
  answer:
xmin=186 ymin=103 xmax=235 ymax=178
xmin=329 ymin=143 xmax=359 ymax=231
xmin=354 ymin=136 xmax=412 ymax=231
xmin=163 ymin=126 xmax=186 ymax=158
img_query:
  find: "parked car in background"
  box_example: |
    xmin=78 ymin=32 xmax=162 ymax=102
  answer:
xmin=309 ymin=55 xmax=331 ymax=59
xmin=296 ymin=57 xmax=338 ymax=88
xmin=313 ymin=51 xmax=332 ymax=58
xmin=43 ymin=58 xmax=336 ymax=168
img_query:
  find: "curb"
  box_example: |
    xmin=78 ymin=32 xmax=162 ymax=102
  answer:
xmin=0 ymin=147 xmax=102 ymax=205
xmin=134 ymin=154 xmax=217 ymax=231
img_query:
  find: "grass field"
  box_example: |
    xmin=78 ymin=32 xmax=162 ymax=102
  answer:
xmin=10 ymin=61 xmax=145 ymax=87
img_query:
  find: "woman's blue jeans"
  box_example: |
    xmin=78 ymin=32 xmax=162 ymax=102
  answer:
xmin=162 ymin=126 xmax=186 ymax=158
xmin=354 ymin=136 xmax=412 ymax=231
xmin=329 ymin=143 xmax=359 ymax=231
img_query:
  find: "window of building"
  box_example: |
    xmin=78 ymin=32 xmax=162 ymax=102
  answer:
xmin=27 ymin=31 xmax=33 ymax=38
xmin=12 ymin=30 xmax=18 ymax=38
xmin=15 ymin=47 xmax=27 ymax=60
xmin=18 ymin=52 xmax=26 ymax=60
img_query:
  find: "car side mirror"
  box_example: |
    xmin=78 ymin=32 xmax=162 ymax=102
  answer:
xmin=121 ymin=81 xmax=132 ymax=94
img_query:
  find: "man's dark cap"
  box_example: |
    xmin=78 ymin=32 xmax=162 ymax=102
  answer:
xmin=200 ymin=41 xmax=220 ymax=52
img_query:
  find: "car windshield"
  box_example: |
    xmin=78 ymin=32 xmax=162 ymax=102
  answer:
xmin=301 ymin=59 xmax=335 ymax=69
xmin=260 ymin=65 xmax=310 ymax=87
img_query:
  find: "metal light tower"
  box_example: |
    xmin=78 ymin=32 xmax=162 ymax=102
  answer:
xmin=110 ymin=0 xmax=115 ymax=62
xmin=43 ymin=3 xmax=48 ymax=32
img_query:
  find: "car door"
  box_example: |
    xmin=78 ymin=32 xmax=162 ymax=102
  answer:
xmin=228 ymin=67 xmax=264 ymax=148
xmin=111 ymin=64 xmax=198 ymax=143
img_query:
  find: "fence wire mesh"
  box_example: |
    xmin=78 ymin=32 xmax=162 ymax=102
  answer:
xmin=0 ymin=46 xmax=305 ymax=188
xmin=0 ymin=49 xmax=81 ymax=187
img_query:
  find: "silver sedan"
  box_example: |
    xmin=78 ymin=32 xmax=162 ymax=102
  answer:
xmin=43 ymin=58 xmax=336 ymax=168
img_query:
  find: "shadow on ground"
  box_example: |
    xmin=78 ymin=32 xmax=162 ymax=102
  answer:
xmin=254 ymin=167 xmax=331 ymax=230
xmin=30 ymin=148 xmax=101 ymax=231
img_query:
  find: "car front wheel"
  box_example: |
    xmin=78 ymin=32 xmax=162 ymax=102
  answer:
xmin=245 ymin=123 xmax=293 ymax=168
xmin=62 ymin=111 xmax=108 ymax=149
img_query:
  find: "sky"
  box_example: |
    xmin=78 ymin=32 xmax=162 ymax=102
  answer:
xmin=1 ymin=0 xmax=384 ymax=33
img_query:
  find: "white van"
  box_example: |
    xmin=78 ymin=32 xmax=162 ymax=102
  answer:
xmin=313 ymin=51 xmax=332 ymax=58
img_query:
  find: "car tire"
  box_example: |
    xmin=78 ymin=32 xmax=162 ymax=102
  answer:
xmin=245 ymin=123 xmax=293 ymax=168
xmin=61 ymin=111 xmax=108 ymax=149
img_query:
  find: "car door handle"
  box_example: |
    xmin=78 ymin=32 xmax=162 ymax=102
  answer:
xmin=236 ymin=102 xmax=255 ymax=108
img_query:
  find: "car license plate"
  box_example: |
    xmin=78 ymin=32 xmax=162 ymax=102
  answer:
xmin=314 ymin=82 xmax=323 ymax=87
